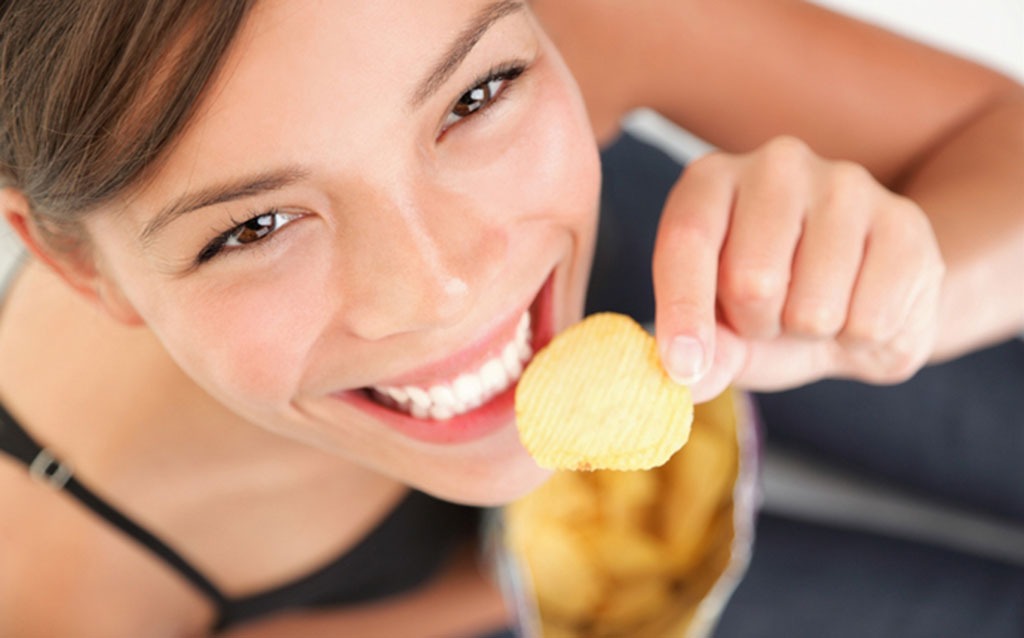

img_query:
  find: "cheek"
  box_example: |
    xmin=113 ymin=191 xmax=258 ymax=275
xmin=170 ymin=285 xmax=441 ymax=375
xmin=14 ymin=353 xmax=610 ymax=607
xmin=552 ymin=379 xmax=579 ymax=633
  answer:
xmin=508 ymin=55 xmax=603 ymax=285
xmin=144 ymin=262 xmax=333 ymax=409
xmin=515 ymin=87 xmax=601 ymax=224
xmin=526 ymin=45 xmax=602 ymax=210
xmin=444 ymin=58 xmax=601 ymax=231
xmin=87 ymin=219 xmax=327 ymax=409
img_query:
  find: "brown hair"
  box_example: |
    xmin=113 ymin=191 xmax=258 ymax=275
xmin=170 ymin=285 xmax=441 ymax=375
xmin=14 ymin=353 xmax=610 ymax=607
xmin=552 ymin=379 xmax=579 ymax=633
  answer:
xmin=0 ymin=0 xmax=254 ymax=249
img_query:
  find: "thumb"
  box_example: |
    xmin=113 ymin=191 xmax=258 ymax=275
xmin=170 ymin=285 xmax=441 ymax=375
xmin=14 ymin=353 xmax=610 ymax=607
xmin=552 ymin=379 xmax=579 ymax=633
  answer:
xmin=652 ymin=168 xmax=733 ymax=386
xmin=687 ymin=324 xmax=748 ymax=403
xmin=657 ymin=319 xmax=714 ymax=386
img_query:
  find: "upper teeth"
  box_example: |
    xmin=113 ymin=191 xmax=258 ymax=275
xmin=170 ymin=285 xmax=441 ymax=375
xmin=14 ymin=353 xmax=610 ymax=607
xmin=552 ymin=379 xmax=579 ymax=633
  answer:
xmin=370 ymin=311 xmax=533 ymax=420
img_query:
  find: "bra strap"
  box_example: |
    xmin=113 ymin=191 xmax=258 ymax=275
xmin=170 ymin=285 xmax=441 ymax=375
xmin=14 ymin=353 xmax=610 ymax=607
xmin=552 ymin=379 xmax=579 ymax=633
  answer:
xmin=0 ymin=401 xmax=231 ymax=616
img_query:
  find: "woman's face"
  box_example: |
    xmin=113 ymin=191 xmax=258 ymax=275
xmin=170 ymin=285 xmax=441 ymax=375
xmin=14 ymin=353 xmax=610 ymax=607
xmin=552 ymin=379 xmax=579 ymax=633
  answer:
xmin=86 ymin=0 xmax=601 ymax=504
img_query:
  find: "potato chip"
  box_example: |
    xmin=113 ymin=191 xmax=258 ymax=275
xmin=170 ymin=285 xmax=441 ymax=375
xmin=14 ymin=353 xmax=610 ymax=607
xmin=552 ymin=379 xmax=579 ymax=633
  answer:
xmin=516 ymin=313 xmax=693 ymax=471
xmin=511 ymin=520 xmax=606 ymax=623
xmin=596 ymin=469 xmax=659 ymax=531
xmin=594 ymin=577 xmax=674 ymax=630
xmin=595 ymin=469 xmax=658 ymax=512
xmin=661 ymin=405 xmax=738 ymax=573
xmin=520 ymin=471 xmax=601 ymax=525
xmin=584 ymin=526 xmax=666 ymax=580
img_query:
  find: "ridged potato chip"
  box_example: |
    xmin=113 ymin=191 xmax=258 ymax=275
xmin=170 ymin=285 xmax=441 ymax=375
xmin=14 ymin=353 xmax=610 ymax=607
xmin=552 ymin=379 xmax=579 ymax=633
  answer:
xmin=515 ymin=313 xmax=693 ymax=471
xmin=661 ymin=421 xmax=737 ymax=573
xmin=512 ymin=519 xmax=606 ymax=622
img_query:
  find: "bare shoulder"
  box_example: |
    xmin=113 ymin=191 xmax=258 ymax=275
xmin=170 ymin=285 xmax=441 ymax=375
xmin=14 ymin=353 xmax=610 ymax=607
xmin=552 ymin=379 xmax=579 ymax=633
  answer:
xmin=0 ymin=259 xmax=193 ymax=450
xmin=0 ymin=258 xmax=176 ymax=387
xmin=0 ymin=461 xmax=213 ymax=637
xmin=0 ymin=261 xmax=214 ymax=634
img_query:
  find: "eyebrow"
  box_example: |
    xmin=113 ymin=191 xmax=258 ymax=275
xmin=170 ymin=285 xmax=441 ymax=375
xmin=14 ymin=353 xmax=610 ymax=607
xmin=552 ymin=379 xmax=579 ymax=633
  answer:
xmin=141 ymin=2 xmax=524 ymax=245
xmin=411 ymin=0 xmax=526 ymax=107
xmin=140 ymin=166 xmax=309 ymax=244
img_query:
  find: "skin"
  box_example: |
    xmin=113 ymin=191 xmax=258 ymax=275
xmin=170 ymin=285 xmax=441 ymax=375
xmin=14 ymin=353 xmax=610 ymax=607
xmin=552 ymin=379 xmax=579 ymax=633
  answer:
xmin=536 ymin=0 xmax=1023 ymax=391
xmin=1 ymin=0 xmax=1022 ymax=635
xmin=73 ymin=0 xmax=601 ymax=507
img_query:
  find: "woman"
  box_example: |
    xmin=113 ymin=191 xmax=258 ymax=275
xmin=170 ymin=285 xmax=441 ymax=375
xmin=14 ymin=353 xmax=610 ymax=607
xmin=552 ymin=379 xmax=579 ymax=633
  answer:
xmin=0 ymin=0 xmax=1020 ymax=635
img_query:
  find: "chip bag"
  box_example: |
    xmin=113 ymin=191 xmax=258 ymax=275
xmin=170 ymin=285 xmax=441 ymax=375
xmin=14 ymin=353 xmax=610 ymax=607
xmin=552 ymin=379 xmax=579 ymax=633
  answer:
xmin=489 ymin=314 xmax=759 ymax=638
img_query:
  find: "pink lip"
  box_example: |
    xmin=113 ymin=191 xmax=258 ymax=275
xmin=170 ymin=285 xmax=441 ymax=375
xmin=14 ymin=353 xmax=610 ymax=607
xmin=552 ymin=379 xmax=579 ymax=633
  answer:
xmin=334 ymin=270 xmax=557 ymax=445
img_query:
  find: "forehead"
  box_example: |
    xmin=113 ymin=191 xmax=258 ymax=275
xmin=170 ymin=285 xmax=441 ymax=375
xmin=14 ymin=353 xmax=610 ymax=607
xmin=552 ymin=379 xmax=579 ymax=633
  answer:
xmin=128 ymin=0 xmax=523 ymax=213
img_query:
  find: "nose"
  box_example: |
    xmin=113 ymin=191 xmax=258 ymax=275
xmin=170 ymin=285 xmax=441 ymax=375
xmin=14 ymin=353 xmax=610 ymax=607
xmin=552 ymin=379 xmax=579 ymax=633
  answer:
xmin=337 ymin=185 xmax=508 ymax=341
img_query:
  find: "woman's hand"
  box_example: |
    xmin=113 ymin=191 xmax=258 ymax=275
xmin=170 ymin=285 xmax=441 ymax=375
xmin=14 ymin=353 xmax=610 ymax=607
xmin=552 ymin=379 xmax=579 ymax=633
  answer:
xmin=653 ymin=136 xmax=946 ymax=402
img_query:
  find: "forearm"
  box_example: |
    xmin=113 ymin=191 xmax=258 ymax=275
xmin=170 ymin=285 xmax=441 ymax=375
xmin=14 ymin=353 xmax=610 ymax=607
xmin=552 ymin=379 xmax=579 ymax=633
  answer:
xmin=897 ymin=90 xmax=1024 ymax=361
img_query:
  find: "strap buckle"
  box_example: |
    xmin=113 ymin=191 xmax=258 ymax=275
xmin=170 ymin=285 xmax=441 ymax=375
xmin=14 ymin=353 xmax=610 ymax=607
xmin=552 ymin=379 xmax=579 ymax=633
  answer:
xmin=28 ymin=449 xmax=73 ymax=489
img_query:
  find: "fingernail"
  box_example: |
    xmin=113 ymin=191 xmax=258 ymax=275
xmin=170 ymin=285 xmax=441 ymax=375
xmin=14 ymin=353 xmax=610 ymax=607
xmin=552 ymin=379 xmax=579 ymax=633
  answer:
xmin=664 ymin=336 xmax=706 ymax=385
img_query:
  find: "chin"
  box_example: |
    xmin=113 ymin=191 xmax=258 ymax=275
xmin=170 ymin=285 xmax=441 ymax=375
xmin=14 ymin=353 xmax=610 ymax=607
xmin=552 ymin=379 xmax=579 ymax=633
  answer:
xmin=410 ymin=427 xmax=555 ymax=507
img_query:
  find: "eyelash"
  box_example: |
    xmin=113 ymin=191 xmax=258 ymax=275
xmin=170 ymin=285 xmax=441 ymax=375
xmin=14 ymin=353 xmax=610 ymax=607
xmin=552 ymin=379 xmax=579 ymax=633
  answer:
xmin=194 ymin=62 xmax=528 ymax=265
xmin=441 ymin=61 xmax=527 ymax=133
xmin=196 ymin=209 xmax=301 ymax=264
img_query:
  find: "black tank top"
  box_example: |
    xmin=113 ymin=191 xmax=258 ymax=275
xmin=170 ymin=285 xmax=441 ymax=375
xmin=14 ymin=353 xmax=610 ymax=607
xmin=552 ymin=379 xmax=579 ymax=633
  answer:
xmin=0 ymin=400 xmax=480 ymax=631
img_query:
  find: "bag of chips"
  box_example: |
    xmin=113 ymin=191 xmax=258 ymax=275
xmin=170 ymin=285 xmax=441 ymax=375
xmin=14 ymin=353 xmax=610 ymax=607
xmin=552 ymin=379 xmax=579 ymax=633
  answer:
xmin=490 ymin=313 xmax=759 ymax=637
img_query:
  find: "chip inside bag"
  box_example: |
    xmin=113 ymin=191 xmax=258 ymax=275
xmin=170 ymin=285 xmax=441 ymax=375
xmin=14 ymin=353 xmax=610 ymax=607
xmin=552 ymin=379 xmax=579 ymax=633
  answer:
xmin=491 ymin=313 xmax=758 ymax=637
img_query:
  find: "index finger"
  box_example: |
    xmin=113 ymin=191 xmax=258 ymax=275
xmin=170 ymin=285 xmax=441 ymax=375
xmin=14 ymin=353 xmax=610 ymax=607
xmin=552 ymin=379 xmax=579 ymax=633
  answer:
xmin=652 ymin=156 xmax=735 ymax=385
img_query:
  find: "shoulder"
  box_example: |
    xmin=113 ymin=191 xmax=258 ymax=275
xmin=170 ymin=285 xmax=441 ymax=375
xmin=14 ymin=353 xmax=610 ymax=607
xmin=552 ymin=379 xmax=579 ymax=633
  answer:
xmin=0 ymin=262 xmax=214 ymax=635
xmin=0 ymin=459 xmax=213 ymax=637
xmin=0 ymin=259 xmax=199 ymax=456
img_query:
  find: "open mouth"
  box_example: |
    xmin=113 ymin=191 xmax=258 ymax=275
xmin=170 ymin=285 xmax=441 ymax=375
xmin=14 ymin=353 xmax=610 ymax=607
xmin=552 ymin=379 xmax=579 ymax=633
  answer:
xmin=366 ymin=310 xmax=533 ymax=420
xmin=346 ymin=270 xmax=555 ymax=441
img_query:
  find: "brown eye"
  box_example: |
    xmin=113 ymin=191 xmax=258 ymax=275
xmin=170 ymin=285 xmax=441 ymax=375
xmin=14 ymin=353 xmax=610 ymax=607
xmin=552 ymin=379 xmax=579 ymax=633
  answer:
xmin=453 ymin=83 xmax=496 ymax=118
xmin=222 ymin=210 xmax=301 ymax=250
xmin=443 ymin=65 xmax=524 ymax=130
xmin=197 ymin=209 xmax=303 ymax=264
xmin=230 ymin=214 xmax=276 ymax=245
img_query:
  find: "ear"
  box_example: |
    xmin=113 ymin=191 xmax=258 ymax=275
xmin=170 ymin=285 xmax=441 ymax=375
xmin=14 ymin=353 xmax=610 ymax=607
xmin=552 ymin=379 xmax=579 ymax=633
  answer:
xmin=2 ymin=188 xmax=144 ymax=326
